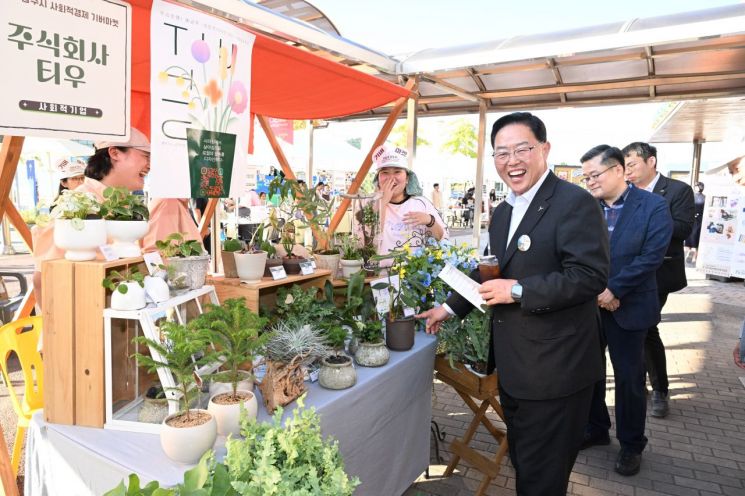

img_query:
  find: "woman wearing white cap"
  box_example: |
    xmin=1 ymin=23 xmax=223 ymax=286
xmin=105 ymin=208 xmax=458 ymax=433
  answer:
xmin=32 ymin=128 xmax=191 ymax=309
xmin=371 ymin=144 xmax=447 ymax=255
xmin=54 ymin=158 xmax=86 ymax=198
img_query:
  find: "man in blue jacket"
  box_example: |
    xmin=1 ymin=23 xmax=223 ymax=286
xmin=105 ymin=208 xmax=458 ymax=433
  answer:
xmin=579 ymin=145 xmax=673 ymax=476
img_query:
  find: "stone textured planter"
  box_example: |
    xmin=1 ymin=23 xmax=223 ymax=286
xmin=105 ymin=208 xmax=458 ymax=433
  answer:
xmin=314 ymin=252 xmax=341 ymax=278
xmin=160 ymin=409 xmax=217 ymax=464
xmin=318 ymin=355 xmax=357 ymax=390
xmin=354 ymin=340 xmax=390 ymax=367
xmin=167 ymin=254 xmax=210 ymax=290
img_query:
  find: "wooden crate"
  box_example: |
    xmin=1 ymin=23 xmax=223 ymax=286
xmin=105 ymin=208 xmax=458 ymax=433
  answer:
xmin=208 ymin=269 xmax=332 ymax=314
xmin=434 ymin=354 xmax=498 ymax=399
xmin=42 ymin=257 xmax=148 ymax=427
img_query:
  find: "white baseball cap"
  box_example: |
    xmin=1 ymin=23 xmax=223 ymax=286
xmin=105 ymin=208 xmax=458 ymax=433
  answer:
xmin=372 ymin=144 xmax=408 ymax=170
xmin=94 ymin=127 xmax=150 ymax=152
xmin=55 ymin=158 xmax=86 ymax=179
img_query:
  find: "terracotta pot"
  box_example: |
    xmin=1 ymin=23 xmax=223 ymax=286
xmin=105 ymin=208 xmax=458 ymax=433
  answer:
xmin=207 ymin=390 xmax=257 ymax=437
xmin=318 ymin=355 xmax=356 ymax=390
xmin=221 ymin=250 xmax=239 ymax=278
xmin=264 ymin=258 xmax=283 ymax=277
xmin=105 ymin=220 xmax=148 ymax=258
xmin=282 ymin=257 xmax=306 ymax=275
xmin=386 ymin=317 xmax=415 ymax=351
xmin=160 ymin=409 xmax=217 ymax=464
xmin=354 ymin=340 xmax=389 ymax=367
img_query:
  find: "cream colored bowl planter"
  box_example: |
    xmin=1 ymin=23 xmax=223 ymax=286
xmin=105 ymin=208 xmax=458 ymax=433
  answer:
xmin=208 ymin=371 xmax=254 ymax=396
xmin=110 ymin=282 xmax=147 ymax=311
xmin=235 ymin=251 xmax=267 ymax=282
xmin=340 ymin=259 xmax=363 ymax=279
xmin=207 ymin=390 xmax=258 ymax=436
xmin=105 ymin=220 xmax=148 ymax=258
xmin=160 ymin=409 xmax=217 ymax=464
xmin=318 ymin=355 xmax=356 ymax=390
xmin=54 ymin=219 xmax=107 ymax=261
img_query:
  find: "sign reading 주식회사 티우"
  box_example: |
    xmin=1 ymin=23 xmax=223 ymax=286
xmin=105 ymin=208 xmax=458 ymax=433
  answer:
xmin=0 ymin=0 xmax=130 ymax=140
xmin=148 ymin=0 xmax=255 ymax=198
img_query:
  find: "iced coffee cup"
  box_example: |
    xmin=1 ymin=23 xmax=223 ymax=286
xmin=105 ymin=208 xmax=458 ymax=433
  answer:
xmin=478 ymin=255 xmax=501 ymax=281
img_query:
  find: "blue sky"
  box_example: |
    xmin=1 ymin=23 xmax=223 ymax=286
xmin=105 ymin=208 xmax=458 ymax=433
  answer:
xmin=312 ymin=0 xmax=742 ymax=55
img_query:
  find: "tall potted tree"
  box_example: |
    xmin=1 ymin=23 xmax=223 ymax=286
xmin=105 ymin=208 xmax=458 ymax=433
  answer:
xmin=189 ymin=297 xmax=269 ymax=436
xmin=100 ymin=187 xmax=150 ymax=258
xmin=133 ymin=321 xmax=217 ymax=464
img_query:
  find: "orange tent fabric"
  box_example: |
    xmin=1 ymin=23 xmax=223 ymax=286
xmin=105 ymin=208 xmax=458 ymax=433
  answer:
xmin=128 ymin=0 xmax=410 ymax=138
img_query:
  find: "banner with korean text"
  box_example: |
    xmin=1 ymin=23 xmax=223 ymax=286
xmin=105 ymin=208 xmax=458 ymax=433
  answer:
xmin=149 ymin=0 xmax=255 ymax=198
xmin=0 ymin=0 xmax=130 ymax=140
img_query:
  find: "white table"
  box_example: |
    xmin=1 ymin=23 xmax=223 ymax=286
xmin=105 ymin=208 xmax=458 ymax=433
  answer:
xmin=25 ymin=332 xmax=437 ymax=496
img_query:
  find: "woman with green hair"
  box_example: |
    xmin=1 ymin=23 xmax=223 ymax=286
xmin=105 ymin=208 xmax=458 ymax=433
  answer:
xmin=371 ymin=144 xmax=447 ymax=254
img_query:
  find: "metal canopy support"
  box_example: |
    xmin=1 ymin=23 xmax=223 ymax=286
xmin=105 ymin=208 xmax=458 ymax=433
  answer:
xmin=472 ymin=100 xmax=487 ymax=249
xmin=691 ymin=139 xmax=703 ymax=186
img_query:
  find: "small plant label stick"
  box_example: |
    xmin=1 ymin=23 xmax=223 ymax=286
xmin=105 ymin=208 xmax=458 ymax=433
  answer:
xmin=270 ymin=266 xmax=288 ymax=280
xmin=299 ymin=261 xmax=314 ymax=275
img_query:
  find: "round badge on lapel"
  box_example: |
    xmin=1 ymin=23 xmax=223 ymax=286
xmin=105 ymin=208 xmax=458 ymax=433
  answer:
xmin=517 ymin=235 xmax=531 ymax=252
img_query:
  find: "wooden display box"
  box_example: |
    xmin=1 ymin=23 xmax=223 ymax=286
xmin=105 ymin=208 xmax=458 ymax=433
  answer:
xmin=434 ymin=354 xmax=498 ymax=398
xmin=208 ymin=269 xmax=332 ymax=314
xmin=42 ymin=257 xmax=149 ymax=427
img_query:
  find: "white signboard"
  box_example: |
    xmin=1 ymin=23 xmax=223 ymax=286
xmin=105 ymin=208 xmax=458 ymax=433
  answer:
xmin=149 ymin=0 xmax=255 ymax=198
xmin=0 ymin=0 xmax=131 ymax=140
xmin=698 ymin=175 xmax=745 ymax=278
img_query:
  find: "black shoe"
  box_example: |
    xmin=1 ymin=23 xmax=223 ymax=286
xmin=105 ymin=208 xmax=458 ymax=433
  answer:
xmin=615 ymin=448 xmax=642 ymax=476
xmin=580 ymin=430 xmax=611 ymax=450
xmin=650 ymin=390 xmax=669 ymax=418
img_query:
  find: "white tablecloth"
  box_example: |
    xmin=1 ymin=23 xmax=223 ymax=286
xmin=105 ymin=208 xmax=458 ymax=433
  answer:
xmin=25 ymin=332 xmax=437 ymax=496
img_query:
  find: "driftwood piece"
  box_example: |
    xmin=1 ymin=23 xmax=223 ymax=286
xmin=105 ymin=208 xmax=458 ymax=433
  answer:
xmin=257 ymin=358 xmax=306 ymax=413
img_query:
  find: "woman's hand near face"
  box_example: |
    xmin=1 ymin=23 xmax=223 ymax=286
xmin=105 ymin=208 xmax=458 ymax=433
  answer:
xmin=379 ymin=175 xmax=397 ymax=204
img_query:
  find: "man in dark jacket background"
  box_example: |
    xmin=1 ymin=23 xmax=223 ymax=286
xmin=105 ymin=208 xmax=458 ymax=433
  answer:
xmin=622 ymin=142 xmax=695 ymax=418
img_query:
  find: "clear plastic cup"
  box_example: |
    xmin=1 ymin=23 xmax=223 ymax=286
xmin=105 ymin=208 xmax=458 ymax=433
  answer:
xmin=478 ymin=255 xmax=501 ymax=281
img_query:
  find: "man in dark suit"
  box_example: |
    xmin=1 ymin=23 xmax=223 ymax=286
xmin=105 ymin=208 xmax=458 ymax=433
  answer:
xmin=579 ymin=145 xmax=672 ymax=476
xmin=417 ymin=113 xmax=609 ymax=495
xmin=622 ymin=142 xmax=694 ymax=418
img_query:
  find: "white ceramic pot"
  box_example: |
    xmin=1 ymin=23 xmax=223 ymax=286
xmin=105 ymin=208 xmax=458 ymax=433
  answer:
xmin=354 ymin=340 xmax=390 ymax=367
xmin=208 ymin=370 xmax=254 ymax=396
xmin=314 ymin=253 xmax=341 ymax=278
xmin=207 ymin=390 xmax=258 ymax=437
xmin=105 ymin=220 xmax=148 ymax=258
xmin=110 ymin=282 xmax=147 ymax=310
xmin=160 ymin=409 xmax=217 ymax=464
xmin=318 ymin=355 xmax=357 ymax=390
xmin=340 ymin=259 xmax=363 ymax=279
xmin=54 ymin=218 xmax=107 ymax=261
xmin=234 ymin=251 xmax=267 ymax=282
xmin=143 ymin=276 xmax=170 ymax=303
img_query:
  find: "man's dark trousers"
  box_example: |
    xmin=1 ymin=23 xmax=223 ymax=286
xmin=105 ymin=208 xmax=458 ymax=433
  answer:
xmin=587 ymin=310 xmax=649 ymax=453
xmin=646 ymin=292 xmax=669 ymax=393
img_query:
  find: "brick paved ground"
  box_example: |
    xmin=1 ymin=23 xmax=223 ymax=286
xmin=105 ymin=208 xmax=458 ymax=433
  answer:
xmin=407 ymin=267 xmax=745 ymax=496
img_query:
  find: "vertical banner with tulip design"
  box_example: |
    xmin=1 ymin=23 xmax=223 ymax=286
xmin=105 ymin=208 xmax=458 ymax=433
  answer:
xmin=149 ymin=0 xmax=255 ymax=198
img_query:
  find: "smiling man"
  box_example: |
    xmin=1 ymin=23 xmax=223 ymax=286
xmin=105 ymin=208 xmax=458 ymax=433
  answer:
xmin=417 ymin=112 xmax=609 ymax=495
xmin=580 ymin=145 xmax=672 ymax=476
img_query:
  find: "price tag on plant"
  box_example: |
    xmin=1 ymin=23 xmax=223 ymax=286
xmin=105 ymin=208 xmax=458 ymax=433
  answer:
xmin=403 ymin=307 xmax=416 ymax=317
xmin=270 ymin=266 xmax=288 ymax=280
xmin=143 ymin=252 xmax=165 ymax=275
xmin=299 ymin=261 xmax=315 ymax=275
xmin=99 ymin=244 xmax=118 ymax=262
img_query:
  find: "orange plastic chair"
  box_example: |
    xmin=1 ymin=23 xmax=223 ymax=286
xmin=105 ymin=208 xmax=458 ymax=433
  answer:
xmin=0 ymin=317 xmax=43 ymax=476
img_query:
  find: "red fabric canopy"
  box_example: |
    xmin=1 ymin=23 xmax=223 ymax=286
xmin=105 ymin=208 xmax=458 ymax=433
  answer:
xmin=129 ymin=1 xmax=410 ymax=138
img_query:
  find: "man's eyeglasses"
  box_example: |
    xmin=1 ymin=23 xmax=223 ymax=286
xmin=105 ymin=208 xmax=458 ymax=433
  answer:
xmin=580 ymin=164 xmax=618 ymax=184
xmin=492 ymin=145 xmax=539 ymax=165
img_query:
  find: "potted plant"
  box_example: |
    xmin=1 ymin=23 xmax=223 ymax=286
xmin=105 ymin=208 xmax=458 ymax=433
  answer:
xmin=102 ymin=268 xmax=147 ymax=311
xmin=262 ymin=238 xmax=283 ymax=277
xmin=356 ymin=201 xmax=379 ymax=272
xmin=188 ymin=297 xmax=269 ymax=436
xmin=257 ymin=322 xmax=328 ymax=413
xmin=137 ymin=383 xmax=169 ymax=424
xmin=318 ymin=324 xmax=356 ymax=390
xmin=372 ymin=250 xmax=419 ymax=351
xmin=48 ymin=190 xmax=106 ymax=261
xmin=220 ymin=238 xmax=243 ymax=278
xmin=155 ymin=232 xmax=210 ymax=290
xmin=353 ymin=317 xmax=388 ymax=367
xmin=133 ymin=321 xmax=217 ymax=464
xmin=233 ymin=222 xmax=268 ymax=282
xmin=99 ymin=187 xmax=150 ymax=258
xmin=278 ymin=221 xmax=306 ymax=275
xmin=338 ymin=233 xmax=363 ymax=279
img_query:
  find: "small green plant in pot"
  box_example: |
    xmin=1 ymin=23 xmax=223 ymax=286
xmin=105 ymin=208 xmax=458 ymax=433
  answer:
xmin=318 ymin=323 xmax=356 ymax=390
xmin=371 ymin=250 xmax=419 ymax=351
xmin=189 ymin=297 xmax=269 ymax=436
xmin=343 ymin=276 xmax=389 ymax=367
xmin=437 ymin=310 xmax=491 ymax=376
xmin=100 ymin=187 xmax=150 ymax=258
xmin=233 ymin=222 xmax=269 ymax=282
xmin=338 ymin=233 xmax=364 ymax=279
xmin=102 ymin=268 xmax=147 ymax=311
xmin=133 ymin=321 xmax=217 ymax=464
xmin=155 ymin=232 xmax=209 ymax=290
xmin=220 ymin=238 xmax=243 ymax=278
xmin=48 ymin=190 xmax=106 ymax=261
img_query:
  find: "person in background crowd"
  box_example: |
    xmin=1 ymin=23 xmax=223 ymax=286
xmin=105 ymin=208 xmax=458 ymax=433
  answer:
xmin=623 ymin=142 xmax=694 ymax=419
xmin=461 ymin=187 xmax=475 ymax=227
xmin=32 ymin=128 xmax=152 ymax=309
xmin=685 ymin=182 xmax=705 ymax=264
xmin=322 ymin=184 xmax=331 ymax=201
xmin=431 ymin=183 xmax=442 ymax=213
xmin=258 ymin=192 xmax=267 ymax=205
xmin=53 ymin=158 xmax=86 ymax=198
xmin=372 ymin=144 xmax=447 ymax=255
xmin=579 ymin=145 xmax=672 ymax=476
xmin=488 ymin=188 xmax=498 ymax=219
xmin=418 ymin=112 xmax=609 ymax=495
